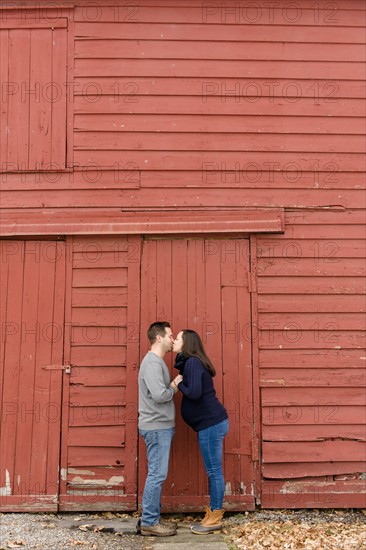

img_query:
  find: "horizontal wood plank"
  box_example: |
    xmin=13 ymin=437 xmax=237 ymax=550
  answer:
xmin=262 ymin=294 xmax=366 ymax=315
xmin=74 ymin=21 xmax=366 ymax=43
xmin=68 ymin=426 xmax=126 ymax=447
xmin=75 ymin=40 xmax=365 ymax=62
xmin=0 ymin=174 xmax=364 ymax=193
xmin=73 ymin=6 xmax=366 ymax=26
xmin=263 ymin=461 xmax=366 ymax=479
xmin=73 ymin=150 xmax=365 ymax=173
xmin=258 ymin=277 xmax=366 ymax=294
xmin=262 ymin=387 xmax=366 ymax=406
xmin=71 ymin=306 xmax=127 ymax=326
xmin=73 ymin=251 xmax=131 ymax=268
xmin=74 ymin=132 xmax=365 ymax=154
xmin=67 ymin=447 xmax=125 ymax=467
xmin=73 ymin=77 xmax=366 ymax=99
xmin=69 ymin=406 xmax=128 ymax=427
xmin=262 ymin=405 xmax=364 ymax=425
xmin=259 ymin=330 xmax=365 ymax=349
xmin=74 ymin=94 xmax=366 ymax=115
xmin=262 ymin=440 xmax=366 ymax=462
xmin=258 ymin=312 xmax=366 ymax=330
xmin=71 ymin=326 xmax=129 ymax=346
xmin=72 ymin=268 xmax=128 ymax=287
xmin=257 ymin=258 xmax=365 ymax=276
xmin=257 ymin=240 xmax=366 ymax=260
xmin=262 ymin=424 xmax=366 ymax=441
xmin=3 ymin=190 xmax=366 ymax=210
xmin=70 ymin=366 xmax=126 ymax=386
xmin=74 ymin=114 xmax=366 ymax=135
xmin=259 ymin=349 xmax=365 ymax=368
xmin=70 ymin=346 xmax=126 ymax=366
xmin=70 ymin=385 xmax=126 ymax=406
xmin=0 ymin=19 xmax=68 ymax=29
xmin=72 ymin=288 xmax=128 ymax=308
xmin=260 ymin=368 xmax=366 ymax=387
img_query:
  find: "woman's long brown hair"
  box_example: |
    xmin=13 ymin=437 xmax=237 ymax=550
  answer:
xmin=181 ymin=330 xmax=216 ymax=376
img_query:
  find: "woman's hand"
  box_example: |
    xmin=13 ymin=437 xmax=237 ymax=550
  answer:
xmin=170 ymin=374 xmax=183 ymax=393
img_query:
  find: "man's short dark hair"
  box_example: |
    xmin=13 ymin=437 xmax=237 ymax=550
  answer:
xmin=147 ymin=321 xmax=171 ymax=344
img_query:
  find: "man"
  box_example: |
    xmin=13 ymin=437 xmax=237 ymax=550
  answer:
xmin=138 ymin=321 xmax=182 ymax=537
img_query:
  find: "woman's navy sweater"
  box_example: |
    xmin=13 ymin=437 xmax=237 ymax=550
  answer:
xmin=177 ymin=356 xmax=228 ymax=432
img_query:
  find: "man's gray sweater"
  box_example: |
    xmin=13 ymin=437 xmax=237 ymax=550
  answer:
xmin=138 ymin=351 xmax=175 ymax=430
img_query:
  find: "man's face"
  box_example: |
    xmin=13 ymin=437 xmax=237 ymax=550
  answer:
xmin=159 ymin=327 xmax=174 ymax=352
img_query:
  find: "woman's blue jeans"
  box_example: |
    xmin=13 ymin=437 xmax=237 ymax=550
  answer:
xmin=139 ymin=428 xmax=174 ymax=526
xmin=197 ymin=419 xmax=229 ymax=510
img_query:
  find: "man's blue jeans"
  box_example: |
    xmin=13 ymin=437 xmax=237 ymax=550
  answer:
xmin=197 ymin=419 xmax=229 ymax=510
xmin=139 ymin=428 xmax=174 ymax=526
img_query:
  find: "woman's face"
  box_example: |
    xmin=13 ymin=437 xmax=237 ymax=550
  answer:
xmin=173 ymin=331 xmax=184 ymax=353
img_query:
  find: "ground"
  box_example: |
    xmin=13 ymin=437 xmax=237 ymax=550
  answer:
xmin=223 ymin=509 xmax=366 ymax=550
xmin=0 ymin=509 xmax=365 ymax=549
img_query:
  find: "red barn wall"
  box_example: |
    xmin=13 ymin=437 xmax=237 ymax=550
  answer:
xmin=0 ymin=0 xmax=365 ymax=510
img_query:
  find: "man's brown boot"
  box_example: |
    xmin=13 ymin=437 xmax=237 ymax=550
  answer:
xmin=191 ymin=509 xmax=224 ymax=535
xmin=140 ymin=522 xmax=177 ymax=537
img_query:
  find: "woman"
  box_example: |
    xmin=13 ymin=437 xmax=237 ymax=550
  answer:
xmin=171 ymin=329 xmax=229 ymax=535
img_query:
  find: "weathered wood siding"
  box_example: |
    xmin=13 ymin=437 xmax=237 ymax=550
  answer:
xmin=0 ymin=0 xmax=365 ymax=509
xmin=256 ymin=210 xmax=366 ymax=507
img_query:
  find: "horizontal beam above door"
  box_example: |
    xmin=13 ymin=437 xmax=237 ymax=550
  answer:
xmin=0 ymin=209 xmax=284 ymax=236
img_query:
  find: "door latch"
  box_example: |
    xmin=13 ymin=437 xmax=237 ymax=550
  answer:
xmin=42 ymin=364 xmax=71 ymax=374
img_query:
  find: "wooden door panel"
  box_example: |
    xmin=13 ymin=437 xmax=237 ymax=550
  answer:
xmin=0 ymin=241 xmax=66 ymax=511
xmin=139 ymin=237 xmax=256 ymax=511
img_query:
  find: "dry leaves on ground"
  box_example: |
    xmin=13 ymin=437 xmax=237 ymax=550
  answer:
xmin=227 ymin=520 xmax=366 ymax=550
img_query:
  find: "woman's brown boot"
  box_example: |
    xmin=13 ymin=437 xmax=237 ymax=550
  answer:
xmin=191 ymin=508 xmax=224 ymax=534
xmin=201 ymin=506 xmax=212 ymax=525
xmin=190 ymin=506 xmax=212 ymax=530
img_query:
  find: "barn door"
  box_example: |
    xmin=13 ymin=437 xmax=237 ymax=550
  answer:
xmin=0 ymin=240 xmax=66 ymax=511
xmin=139 ymin=237 xmax=256 ymax=510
